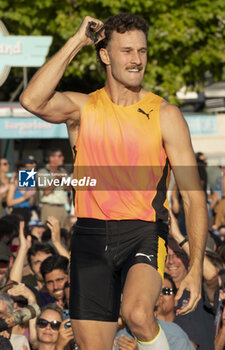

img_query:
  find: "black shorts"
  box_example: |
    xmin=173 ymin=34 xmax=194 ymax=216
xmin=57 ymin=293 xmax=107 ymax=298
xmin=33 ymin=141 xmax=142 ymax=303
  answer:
xmin=69 ymin=218 xmax=168 ymax=322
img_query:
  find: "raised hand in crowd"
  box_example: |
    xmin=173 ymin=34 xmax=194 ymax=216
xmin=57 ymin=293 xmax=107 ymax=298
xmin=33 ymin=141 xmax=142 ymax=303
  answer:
xmin=7 ymin=282 xmax=36 ymax=304
xmin=10 ymin=221 xmax=32 ymax=283
xmin=55 ymin=319 xmax=74 ymax=350
xmin=46 ymin=216 xmax=69 ymax=259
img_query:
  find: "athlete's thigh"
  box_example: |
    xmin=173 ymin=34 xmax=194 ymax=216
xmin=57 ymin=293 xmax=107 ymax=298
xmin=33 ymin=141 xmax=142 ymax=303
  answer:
xmin=71 ymin=319 xmax=118 ymax=350
xmin=121 ymin=263 xmax=162 ymax=314
xmin=121 ymin=230 xmax=167 ymax=313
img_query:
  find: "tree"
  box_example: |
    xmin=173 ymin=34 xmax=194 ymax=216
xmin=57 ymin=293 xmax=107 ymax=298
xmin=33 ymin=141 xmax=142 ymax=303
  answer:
xmin=0 ymin=0 xmax=225 ymax=103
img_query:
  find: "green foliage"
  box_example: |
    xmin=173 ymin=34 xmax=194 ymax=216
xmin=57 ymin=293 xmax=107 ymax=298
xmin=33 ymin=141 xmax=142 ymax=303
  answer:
xmin=0 ymin=0 xmax=225 ymax=102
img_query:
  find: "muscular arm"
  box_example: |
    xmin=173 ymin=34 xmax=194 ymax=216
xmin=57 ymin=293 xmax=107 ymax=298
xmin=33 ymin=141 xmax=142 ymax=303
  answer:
xmin=160 ymin=102 xmax=208 ymax=314
xmin=19 ymin=16 xmax=104 ymax=124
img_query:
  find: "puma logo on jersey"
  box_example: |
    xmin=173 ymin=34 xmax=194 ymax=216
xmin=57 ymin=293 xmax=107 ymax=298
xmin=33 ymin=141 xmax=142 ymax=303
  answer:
xmin=137 ymin=108 xmax=153 ymax=120
xmin=135 ymin=253 xmax=154 ymax=262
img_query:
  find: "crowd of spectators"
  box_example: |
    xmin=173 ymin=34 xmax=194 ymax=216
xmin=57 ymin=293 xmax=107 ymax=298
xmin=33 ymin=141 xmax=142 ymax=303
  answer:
xmin=0 ymin=150 xmax=225 ymax=349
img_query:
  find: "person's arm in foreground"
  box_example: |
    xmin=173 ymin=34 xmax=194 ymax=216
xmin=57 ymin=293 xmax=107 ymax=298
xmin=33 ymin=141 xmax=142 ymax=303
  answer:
xmin=9 ymin=221 xmax=32 ymax=283
xmin=20 ymin=17 xmax=104 ymax=125
xmin=161 ymin=102 xmax=208 ymax=315
xmin=169 ymin=210 xmax=218 ymax=305
xmin=7 ymin=283 xmax=38 ymax=348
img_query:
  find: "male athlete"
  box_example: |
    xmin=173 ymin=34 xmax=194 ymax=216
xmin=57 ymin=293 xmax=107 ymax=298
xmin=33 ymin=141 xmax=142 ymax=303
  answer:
xmin=20 ymin=13 xmax=207 ymax=350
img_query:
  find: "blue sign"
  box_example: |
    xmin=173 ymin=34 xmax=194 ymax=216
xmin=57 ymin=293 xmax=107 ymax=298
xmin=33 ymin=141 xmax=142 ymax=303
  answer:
xmin=18 ymin=169 xmax=37 ymax=188
xmin=0 ymin=118 xmax=68 ymax=139
xmin=184 ymin=114 xmax=218 ymax=135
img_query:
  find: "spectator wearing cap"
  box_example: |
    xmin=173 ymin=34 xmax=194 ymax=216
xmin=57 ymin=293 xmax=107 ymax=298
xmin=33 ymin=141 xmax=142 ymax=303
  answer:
xmin=0 ymin=243 xmax=13 ymax=290
xmin=22 ymin=155 xmax=37 ymax=171
xmin=166 ymin=211 xmax=219 ymax=350
xmin=211 ymin=157 xmax=225 ymax=229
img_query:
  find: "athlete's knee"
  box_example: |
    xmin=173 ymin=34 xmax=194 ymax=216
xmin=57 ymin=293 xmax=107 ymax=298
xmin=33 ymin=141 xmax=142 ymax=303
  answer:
xmin=122 ymin=301 xmax=154 ymax=331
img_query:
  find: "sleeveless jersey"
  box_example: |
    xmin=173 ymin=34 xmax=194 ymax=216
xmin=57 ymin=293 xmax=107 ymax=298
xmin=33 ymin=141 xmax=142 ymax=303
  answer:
xmin=73 ymin=88 xmax=170 ymax=221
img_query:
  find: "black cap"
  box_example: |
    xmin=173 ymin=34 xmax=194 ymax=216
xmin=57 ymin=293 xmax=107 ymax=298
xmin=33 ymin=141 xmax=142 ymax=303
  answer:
xmin=0 ymin=243 xmax=12 ymax=262
xmin=22 ymin=155 xmax=37 ymax=165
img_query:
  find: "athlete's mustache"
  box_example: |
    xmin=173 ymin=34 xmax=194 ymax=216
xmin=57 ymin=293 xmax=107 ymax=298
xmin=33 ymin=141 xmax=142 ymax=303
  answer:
xmin=126 ymin=65 xmax=143 ymax=71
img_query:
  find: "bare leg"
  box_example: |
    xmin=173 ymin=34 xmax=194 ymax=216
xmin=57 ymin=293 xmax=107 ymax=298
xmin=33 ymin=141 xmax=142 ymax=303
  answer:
xmin=121 ymin=263 xmax=162 ymax=341
xmin=71 ymin=319 xmax=118 ymax=350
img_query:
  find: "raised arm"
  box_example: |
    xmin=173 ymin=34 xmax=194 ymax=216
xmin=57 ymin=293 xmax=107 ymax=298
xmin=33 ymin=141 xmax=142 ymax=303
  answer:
xmin=10 ymin=221 xmax=32 ymax=283
xmin=46 ymin=216 xmax=70 ymax=259
xmin=160 ymin=101 xmax=208 ymax=315
xmin=169 ymin=210 xmax=218 ymax=305
xmin=19 ymin=16 xmax=104 ymax=124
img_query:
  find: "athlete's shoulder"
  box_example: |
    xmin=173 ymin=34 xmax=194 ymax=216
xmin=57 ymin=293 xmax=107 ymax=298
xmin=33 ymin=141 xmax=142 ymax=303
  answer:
xmin=159 ymin=100 xmax=190 ymax=144
xmin=160 ymin=100 xmax=186 ymax=125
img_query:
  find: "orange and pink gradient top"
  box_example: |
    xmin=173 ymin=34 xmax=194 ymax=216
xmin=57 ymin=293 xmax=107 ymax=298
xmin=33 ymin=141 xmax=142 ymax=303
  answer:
xmin=73 ymin=88 xmax=170 ymax=222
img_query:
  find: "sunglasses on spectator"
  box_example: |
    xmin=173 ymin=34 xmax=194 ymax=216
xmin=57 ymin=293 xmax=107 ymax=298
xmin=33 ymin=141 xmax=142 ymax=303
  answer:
xmin=161 ymin=287 xmax=173 ymax=295
xmin=10 ymin=245 xmax=19 ymax=252
xmin=37 ymin=318 xmax=61 ymax=331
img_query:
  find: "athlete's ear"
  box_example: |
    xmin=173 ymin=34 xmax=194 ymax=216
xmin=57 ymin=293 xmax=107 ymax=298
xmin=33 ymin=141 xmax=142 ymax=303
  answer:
xmin=99 ymin=48 xmax=110 ymax=66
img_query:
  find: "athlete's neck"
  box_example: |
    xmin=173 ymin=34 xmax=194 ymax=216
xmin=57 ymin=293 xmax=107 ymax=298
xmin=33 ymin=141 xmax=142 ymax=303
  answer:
xmin=104 ymin=83 xmax=148 ymax=107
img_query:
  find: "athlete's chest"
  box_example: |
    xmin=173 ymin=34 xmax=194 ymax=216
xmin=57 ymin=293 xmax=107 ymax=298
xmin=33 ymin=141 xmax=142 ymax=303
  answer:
xmin=81 ymin=105 xmax=161 ymax=153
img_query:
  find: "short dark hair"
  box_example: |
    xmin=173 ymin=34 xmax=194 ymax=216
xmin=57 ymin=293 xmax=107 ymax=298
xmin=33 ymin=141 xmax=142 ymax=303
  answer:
xmin=47 ymin=148 xmax=62 ymax=159
xmin=164 ymin=272 xmax=177 ymax=295
xmin=27 ymin=242 xmax=56 ymax=267
xmin=40 ymin=255 xmax=69 ymax=280
xmin=95 ymin=13 xmax=149 ymax=69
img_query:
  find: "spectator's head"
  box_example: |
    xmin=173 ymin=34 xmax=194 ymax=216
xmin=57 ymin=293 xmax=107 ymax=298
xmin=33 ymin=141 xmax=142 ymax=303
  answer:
xmin=28 ymin=220 xmax=45 ymax=241
xmin=165 ymin=237 xmax=189 ymax=287
xmin=0 ymin=158 xmax=9 ymax=174
xmin=21 ymin=155 xmax=37 ymax=170
xmin=47 ymin=148 xmax=64 ymax=167
xmin=155 ymin=273 xmax=177 ymax=321
xmin=0 ymin=293 xmax=13 ymax=345
xmin=27 ymin=243 xmax=56 ymax=282
xmin=40 ymin=255 xmax=69 ymax=301
xmin=0 ymin=292 xmax=14 ymax=316
xmin=0 ymin=243 xmax=13 ymax=289
xmin=95 ymin=13 xmax=149 ymax=71
xmin=0 ymin=215 xmax=19 ymax=245
xmin=196 ymin=152 xmax=207 ymax=166
xmin=36 ymin=304 xmax=62 ymax=346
